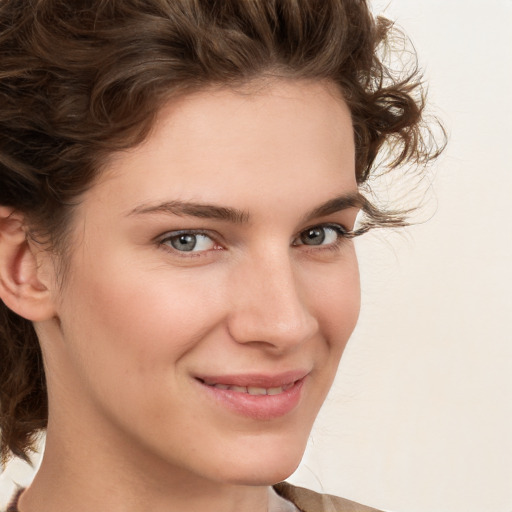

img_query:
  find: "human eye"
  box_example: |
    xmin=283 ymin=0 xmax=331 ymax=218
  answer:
xmin=293 ymin=224 xmax=351 ymax=250
xmin=158 ymin=230 xmax=219 ymax=254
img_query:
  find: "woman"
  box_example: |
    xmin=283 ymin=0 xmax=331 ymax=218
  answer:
xmin=0 ymin=1 xmax=442 ymax=511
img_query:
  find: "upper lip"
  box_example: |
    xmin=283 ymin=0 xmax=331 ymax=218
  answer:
xmin=196 ymin=369 xmax=310 ymax=388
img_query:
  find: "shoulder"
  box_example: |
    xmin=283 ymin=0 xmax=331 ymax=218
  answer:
xmin=273 ymin=482 xmax=385 ymax=512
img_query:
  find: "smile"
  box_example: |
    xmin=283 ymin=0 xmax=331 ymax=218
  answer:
xmin=195 ymin=371 xmax=308 ymax=420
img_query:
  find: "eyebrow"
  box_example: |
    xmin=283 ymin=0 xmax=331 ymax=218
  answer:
xmin=301 ymin=192 xmax=363 ymax=223
xmin=127 ymin=192 xmax=363 ymax=224
xmin=128 ymin=200 xmax=250 ymax=223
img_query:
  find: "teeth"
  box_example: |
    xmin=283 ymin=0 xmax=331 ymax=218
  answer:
xmin=207 ymin=382 xmax=290 ymax=395
xmin=247 ymin=386 xmax=267 ymax=395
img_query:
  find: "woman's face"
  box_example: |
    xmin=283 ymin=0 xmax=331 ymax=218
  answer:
xmin=41 ymin=80 xmax=360 ymax=486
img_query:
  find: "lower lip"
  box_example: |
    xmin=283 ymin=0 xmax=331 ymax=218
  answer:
xmin=197 ymin=378 xmax=306 ymax=420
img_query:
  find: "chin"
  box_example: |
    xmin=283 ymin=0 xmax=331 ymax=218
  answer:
xmin=223 ymin=464 xmax=301 ymax=487
xmin=212 ymin=438 xmax=307 ymax=487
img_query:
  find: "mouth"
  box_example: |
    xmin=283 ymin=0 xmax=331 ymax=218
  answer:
xmin=194 ymin=371 xmax=308 ymax=420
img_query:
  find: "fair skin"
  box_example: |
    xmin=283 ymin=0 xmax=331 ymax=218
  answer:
xmin=0 ymin=79 xmax=360 ymax=512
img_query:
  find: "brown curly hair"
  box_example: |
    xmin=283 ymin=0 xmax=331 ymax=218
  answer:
xmin=0 ymin=0 xmax=444 ymax=464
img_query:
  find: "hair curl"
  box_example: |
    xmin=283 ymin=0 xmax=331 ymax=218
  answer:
xmin=0 ymin=0 xmax=444 ymax=464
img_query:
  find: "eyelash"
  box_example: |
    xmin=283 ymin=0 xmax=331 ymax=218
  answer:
xmin=157 ymin=223 xmax=353 ymax=258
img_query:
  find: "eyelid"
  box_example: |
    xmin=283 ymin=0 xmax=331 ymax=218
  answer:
xmin=157 ymin=228 xmax=221 ymax=242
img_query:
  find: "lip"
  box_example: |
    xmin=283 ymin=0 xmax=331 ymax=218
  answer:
xmin=195 ymin=370 xmax=309 ymax=420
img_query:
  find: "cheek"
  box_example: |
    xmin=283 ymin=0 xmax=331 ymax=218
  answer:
xmin=57 ymin=252 xmax=227 ymax=387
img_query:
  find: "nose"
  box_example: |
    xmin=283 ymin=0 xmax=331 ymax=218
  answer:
xmin=226 ymin=250 xmax=319 ymax=352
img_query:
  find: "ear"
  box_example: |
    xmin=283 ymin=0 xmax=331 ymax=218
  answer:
xmin=0 ymin=206 xmax=56 ymax=321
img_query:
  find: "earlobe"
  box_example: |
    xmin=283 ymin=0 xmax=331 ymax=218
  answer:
xmin=0 ymin=206 xmax=56 ymax=321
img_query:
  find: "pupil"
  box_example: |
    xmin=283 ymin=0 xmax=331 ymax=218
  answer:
xmin=171 ymin=234 xmax=196 ymax=251
xmin=302 ymin=228 xmax=325 ymax=245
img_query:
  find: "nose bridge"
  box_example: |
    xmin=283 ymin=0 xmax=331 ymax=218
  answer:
xmin=227 ymin=247 xmax=318 ymax=349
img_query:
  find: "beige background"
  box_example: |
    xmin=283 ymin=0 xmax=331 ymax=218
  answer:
xmin=290 ymin=1 xmax=512 ymax=511
xmin=1 ymin=1 xmax=511 ymax=511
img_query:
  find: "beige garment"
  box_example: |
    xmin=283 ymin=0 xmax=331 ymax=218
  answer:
xmin=274 ymin=482 xmax=384 ymax=512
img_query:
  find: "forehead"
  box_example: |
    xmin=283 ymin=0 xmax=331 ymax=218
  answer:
xmin=89 ymin=79 xmax=357 ymax=218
